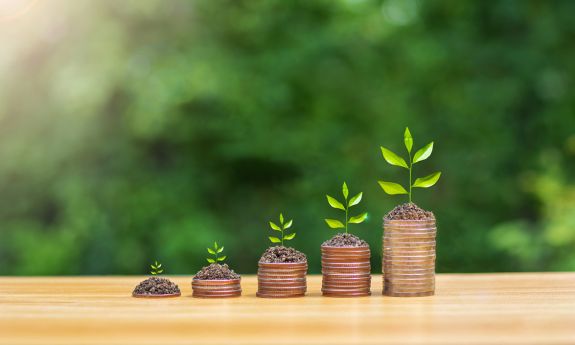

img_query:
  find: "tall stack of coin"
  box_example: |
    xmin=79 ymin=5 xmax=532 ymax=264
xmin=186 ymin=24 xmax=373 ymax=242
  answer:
xmin=321 ymin=245 xmax=371 ymax=297
xmin=383 ymin=218 xmax=436 ymax=297
xmin=257 ymin=261 xmax=307 ymax=298
xmin=192 ymin=278 xmax=242 ymax=298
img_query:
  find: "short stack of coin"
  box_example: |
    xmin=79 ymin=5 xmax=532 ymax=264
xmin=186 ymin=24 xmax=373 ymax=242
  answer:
xmin=383 ymin=218 xmax=436 ymax=297
xmin=321 ymin=245 xmax=371 ymax=297
xmin=257 ymin=261 xmax=307 ymax=298
xmin=192 ymin=278 xmax=242 ymax=298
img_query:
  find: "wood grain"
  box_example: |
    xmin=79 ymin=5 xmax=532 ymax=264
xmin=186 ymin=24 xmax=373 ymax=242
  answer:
xmin=1 ymin=273 xmax=574 ymax=345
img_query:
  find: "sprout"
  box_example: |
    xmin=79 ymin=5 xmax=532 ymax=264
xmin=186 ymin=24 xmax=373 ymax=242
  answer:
xmin=378 ymin=127 xmax=441 ymax=203
xmin=324 ymin=182 xmax=368 ymax=233
xmin=268 ymin=213 xmax=296 ymax=246
xmin=150 ymin=260 xmax=163 ymax=275
xmin=206 ymin=241 xmax=226 ymax=264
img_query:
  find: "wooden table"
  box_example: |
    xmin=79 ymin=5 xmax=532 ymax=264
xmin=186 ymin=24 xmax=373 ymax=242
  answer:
xmin=1 ymin=273 xmax=574 ymax=344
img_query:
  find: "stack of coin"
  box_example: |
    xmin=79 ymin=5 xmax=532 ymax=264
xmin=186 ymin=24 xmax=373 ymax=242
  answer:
xmin=383 ymin=218 xmax=436 ymax=297
xmin=321 ymin=245 xmax=371 ymax=297
xmin=192 ymin=278 xmax=242 ymax=298
xmin=257 ymin=261 xmax=307 ymax=298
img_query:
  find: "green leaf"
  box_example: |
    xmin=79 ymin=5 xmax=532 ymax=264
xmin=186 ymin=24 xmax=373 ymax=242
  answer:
xmin=378 ymin=181 xmax=408 ymax=195
xmin=214 ymin=242 xmax=218 ymax=250
xmin=151 ymin=272 xmax=157 ymax=275
xmin=279 ymin=213 xmax=284 ymax=225
xmin=217 ymin=246 xmax=224 ymax=253
xmin=283 ymin=233 xmax=296 ymax=240
xmin=349 ymin=212 xmax=368 ymax=224
xmin=207 ymin=248 xmax=215 ymax=255
xmin=217 ymin=256 xmax=227 ymax=262
xmin=269 ymin=236 xmax=281 ymax=243
xmin=156 ymin=263 xmax=161 ymax=268
xmin=413 ymin=142 xmax=433 ymax=163
xmin=156 ymin=269 xmax=163 ymax=274
xmin=342 ymin=182 xmax=349 ymax=199
xmin=283 ymin=219 xmax=293 ymax=229
xmin=207 ymin=258 xmax=216 ymax=263
xmin=326 ymin=195 xmax=345 ymax=210
xmin=269 ymin=221 xmax=281 ymax=231
xmin=150 ymin=265 xmax=156 ymax=269
xmin=404 ymin=127 xmax=413 ymax=153
xmin=348 ymin=192 xmax=362 ymax=207
xmin=380 ymin=146 xmax=409 ymax=169
xmin=325 ymin=219 xmax=345 ymax=229
xmin=412 ymin=171 xmax=441 ymax=188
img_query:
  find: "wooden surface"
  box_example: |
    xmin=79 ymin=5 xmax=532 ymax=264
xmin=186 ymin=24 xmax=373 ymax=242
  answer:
xmin=1 ymin=273 xmax=574 ymax=345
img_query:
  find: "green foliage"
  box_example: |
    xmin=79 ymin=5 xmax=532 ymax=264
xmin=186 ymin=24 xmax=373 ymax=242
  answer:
xmin=150 ymin=260 xmax=163 ymax=275
xmin=269 ymin=213 xmax=295 ymax=246
xmin=378 ymin=127 xmax=441 ymax=203
xmin=206 ymin=242 xmax=226 ymax=264
xmin=325 ymin=182 xmax=367 ymax=234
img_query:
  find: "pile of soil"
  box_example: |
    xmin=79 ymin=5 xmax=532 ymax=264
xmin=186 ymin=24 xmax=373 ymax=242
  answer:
xmin=133 ymin=277 xmax=180 ymax=296
xmin=322 ymin=233 xmax=368 ymax=247
xmin=384 ymin=202 xmax=435 ymax=221
xmin=259 ymin=246 xmax=307 ymax=263
xmin=194 ymin=263 xmax=240 ymax=280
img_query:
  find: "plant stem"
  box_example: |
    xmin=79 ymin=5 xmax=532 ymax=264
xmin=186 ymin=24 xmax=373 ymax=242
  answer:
xmin=281 ymin=228 xmax=284 ymax=246
xmin=345 ymin=206 xmax=348 ymax=234
xmin=408 ymin=151 xmax=412 ymax=203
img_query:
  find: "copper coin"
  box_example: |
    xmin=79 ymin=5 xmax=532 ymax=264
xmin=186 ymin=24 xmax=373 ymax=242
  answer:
xmin=257 ymin=292 xmax=305 ymax=298
xmin=384 ymin=291 xmax=434 ymax=297
xmin=192 ymin=278 xmax=241 ymax=285
xmin=132 ymin=292 xmax=181 ymax=298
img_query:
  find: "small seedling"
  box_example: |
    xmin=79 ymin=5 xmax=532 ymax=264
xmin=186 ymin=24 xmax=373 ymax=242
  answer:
xmin=150 ymin=260 xmax=163 ymax=275
xmin=378 ymin=127 xmax=441 ymax=203
xmin=207 ymin=241 xmax=226 ymax=264
xmin=268 ymin=213 xmax=295 ymax=246
xmin=325 ymin=182 xmax=368 ymax=233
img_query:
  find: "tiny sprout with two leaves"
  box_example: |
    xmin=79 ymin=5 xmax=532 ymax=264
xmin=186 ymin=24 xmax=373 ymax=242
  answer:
xmin=207 ymin=242 xmax=226 ymax=264
xmin=378 ymin=127 xmax=441 ymax=203
xmin=150 ymin=260 xmax=163 ymax=275
xmin=269 ymin=213 xmax=295 ymax=246
xmin=325 ymin=182 xmax=368 ymax=233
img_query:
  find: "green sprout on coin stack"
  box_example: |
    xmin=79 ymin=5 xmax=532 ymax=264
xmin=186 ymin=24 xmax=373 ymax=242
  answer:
xmin=150 ymin=260 xmax=163 ymax=275
xmin=378 ymin=127 xmax=441 ymax=203
xmin=268 ymin=213 xmax=296 ymax=246
xmin=207 ymin=242 xmax=226 ymax=264
xmin=325 ymin=182 xmax=368 ymax=233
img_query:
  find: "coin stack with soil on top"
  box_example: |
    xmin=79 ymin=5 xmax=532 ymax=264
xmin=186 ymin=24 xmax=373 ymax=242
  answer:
xmin=257 ymin=213 xmax=308 ymax=298
xmin=192 ymin=242 xmax=242 ymax=298
xmin=132 ymin=261 xmax=181 ymax=298
xmin=383 ymin=203 xmax=436 ymax=297
xmin=322 ymin=233 xmax=371 ymax=297
xmin=257 ymin=246 xmax=307 ymax=298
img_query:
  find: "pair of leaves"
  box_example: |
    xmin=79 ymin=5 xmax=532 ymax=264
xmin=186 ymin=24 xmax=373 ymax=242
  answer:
xmin=269 ymin=233 xmax=296 ymax=243
xmin=378 ymin=171 xmax=442 ymax=194
xmin=325 ymin=212 xmax=368 ymax=228
xmin=380 ymin=142 xmax=434 ymax=168
xmin=207 ymin=256 xmax=226 ymax=263
xmin=150 ymin=260 xmax=163 ymax=275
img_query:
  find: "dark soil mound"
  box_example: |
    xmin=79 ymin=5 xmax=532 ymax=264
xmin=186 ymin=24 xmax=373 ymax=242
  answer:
xmin=259 ymin=246 xmax=307 ymax=263
xmin=193 ymin=263 xmax=240 ymax=280
xmin=133 ymin=277 xmax=180 ymax=296
xmin=384 ymin=202 xmax=435 ymax=221
xmin=322 ymin=233 xmax=368 ymax=247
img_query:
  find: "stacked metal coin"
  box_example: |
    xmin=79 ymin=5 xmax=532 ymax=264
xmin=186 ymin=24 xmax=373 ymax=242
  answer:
xmin=192 ymin=278 xmax=242 ymax=298
xmin=257 ymin=262 xmax=307 ymax=298
xmin=383 ymin=218 xmax=436 ymax=297
xmin=321 ymin=245 xmax=371 ymax=297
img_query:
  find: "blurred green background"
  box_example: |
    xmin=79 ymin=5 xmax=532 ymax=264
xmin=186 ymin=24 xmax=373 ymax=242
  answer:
xmin=1 ymin=0 xmax=574 ymax=275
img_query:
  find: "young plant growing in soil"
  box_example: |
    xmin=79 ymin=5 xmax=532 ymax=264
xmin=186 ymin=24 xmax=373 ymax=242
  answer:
xmin=325 ymin=182 xmax=368 ymax=233
xmin=206 ymin=242 xmax=226 ymax=264
xmin=378 ymin=127 xmax=441 ymax=203
xmin=150 ymin=260 xmax=163 ymax=275
xmin=268 ymin=213 xmax=295 ymax=246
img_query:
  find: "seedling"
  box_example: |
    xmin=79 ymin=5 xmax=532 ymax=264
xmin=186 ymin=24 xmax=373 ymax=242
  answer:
xmin=150 ymin=260 xmax=163 ymax=275
xmin=268 ymin=213 xmax=296 ymax=246
xmin=378 ymin=127 xmax=441 ymax=203
xmin=325 ymin=182 xmax=368 ymax=233
xmin=207 ymin=241 xmax=227 ymax=264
